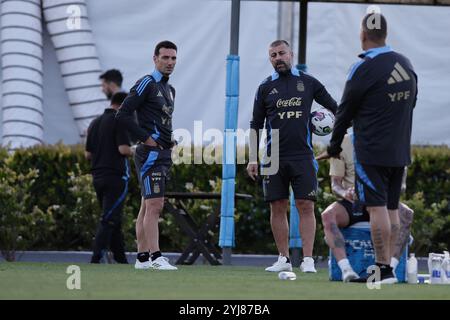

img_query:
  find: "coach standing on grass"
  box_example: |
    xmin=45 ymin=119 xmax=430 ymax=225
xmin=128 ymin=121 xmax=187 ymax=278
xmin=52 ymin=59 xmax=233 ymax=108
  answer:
xmin=85 ymin=92 xmax=132 ymax=264
xmin=247 ymin=40 xmax=338 ymax=273
xmin=116 ymin=41 xmax=178 ymax=270
xmin=317 ymin=13 xmax=418 ymax=284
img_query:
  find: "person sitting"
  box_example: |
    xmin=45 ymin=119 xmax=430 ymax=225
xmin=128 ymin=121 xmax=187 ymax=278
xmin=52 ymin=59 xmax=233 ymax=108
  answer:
xmin=320 ymin=133 xmax=414 ymax=282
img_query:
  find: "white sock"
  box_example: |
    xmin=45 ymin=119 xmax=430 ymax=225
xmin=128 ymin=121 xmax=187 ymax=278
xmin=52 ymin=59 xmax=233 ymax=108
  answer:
xmin=391 ymin=257 xmax=399 ymax=271
xmin=338 ymin=258 xmax=352 ymax=272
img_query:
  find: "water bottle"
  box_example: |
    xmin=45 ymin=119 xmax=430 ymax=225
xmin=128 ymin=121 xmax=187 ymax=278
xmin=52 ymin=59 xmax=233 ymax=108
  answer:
xmin=407 ymin=253 xmax=418 ymax=284
xmin=430 ymin=256 xmax=443 ymax=284
xmin=278 ymin=271 xmax=297 ymax=280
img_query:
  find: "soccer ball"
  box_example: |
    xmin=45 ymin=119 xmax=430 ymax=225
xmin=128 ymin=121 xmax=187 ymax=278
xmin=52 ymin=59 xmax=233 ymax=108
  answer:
xmin=311 ymin=109 xmax=335 ymax=136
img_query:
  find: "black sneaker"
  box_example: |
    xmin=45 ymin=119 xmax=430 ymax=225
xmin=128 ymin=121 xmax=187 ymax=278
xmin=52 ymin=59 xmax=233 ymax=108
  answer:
xmin=349 ymin=264 xmax=398 ymax=284
xmin=379 ymin=270 xmax=398 ymax=284
xmin=378 ymin=264 xmax=398 ymax=284
xmin=349 ymin=276 xmax=369 ymax=283
xmin=90 ymin=257 xmax=101 ymax=264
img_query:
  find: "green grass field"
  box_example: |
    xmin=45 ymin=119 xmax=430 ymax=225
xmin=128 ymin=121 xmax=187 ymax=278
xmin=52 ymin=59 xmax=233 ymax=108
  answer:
xmin=1 ymin=262 xmax=449 ymax=300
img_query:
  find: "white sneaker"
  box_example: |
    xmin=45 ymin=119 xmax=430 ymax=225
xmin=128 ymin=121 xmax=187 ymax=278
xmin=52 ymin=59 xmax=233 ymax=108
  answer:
xmin=134 ymin=259 xmax=151 ymax=270
xmin=150 ymin=256 xmax=178 ymax=270
xmin=300 ymin=257 xmax=317 ymax=273
xmin=342 ymin=269 xmax=359 ymax=282
xmin=265 ymin=255 xmax=292 ymax=272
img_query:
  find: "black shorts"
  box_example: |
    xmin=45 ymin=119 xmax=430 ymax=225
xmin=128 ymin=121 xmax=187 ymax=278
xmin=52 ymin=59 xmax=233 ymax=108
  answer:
xmin=354 ymin=162 xmax=404 ymax=210
xmin=262 ymin=158 xmax=318 ymax=202
xmin=338 ymin=199 xmax=370 ymax=227
xmin=134 ymin=144 xmax=172 ymax=199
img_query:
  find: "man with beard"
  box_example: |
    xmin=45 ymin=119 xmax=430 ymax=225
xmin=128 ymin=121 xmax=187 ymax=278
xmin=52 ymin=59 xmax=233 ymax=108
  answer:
xmin=100 ymin=69 xmax=123 ymax=100
xmin=247 ymin=40 xmax=338 ymax=273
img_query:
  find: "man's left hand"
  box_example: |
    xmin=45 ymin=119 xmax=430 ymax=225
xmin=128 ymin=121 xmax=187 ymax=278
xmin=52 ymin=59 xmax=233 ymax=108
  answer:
xmin=316 ymin=150 xmax=331 ymax=161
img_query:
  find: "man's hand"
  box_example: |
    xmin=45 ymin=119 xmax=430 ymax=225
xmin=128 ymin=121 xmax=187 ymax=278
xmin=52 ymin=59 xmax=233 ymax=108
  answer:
xmin=130 ymin=144 xmax=137 ymax=156
xmin=144 ymin=136 xmax=158 ymax=147
xmin=247 ymin=162 xmax=259 ymax=181
xmin=316 ymin=148 xmax=342 ymax=161
xmin=343 ymin=187 xmax=355 ymax=203
xmin=316 ymin=150 xmax=331 ymax=161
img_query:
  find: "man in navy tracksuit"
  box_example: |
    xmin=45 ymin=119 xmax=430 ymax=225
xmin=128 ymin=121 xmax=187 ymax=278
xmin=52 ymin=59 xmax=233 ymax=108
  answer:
xmin=319 ymin=13 xmax=418 ymax=283
xmin=247 ymin=40 xmax=337 ymax=273
xmin=85 ymin=92 xmax=131 ymax=264
xmin=116 ymin=41 xmax=178 ymax=270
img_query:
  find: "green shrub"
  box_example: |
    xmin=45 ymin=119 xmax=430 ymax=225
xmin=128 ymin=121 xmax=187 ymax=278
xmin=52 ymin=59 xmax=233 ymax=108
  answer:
xmin=0 ymin=165 xmax=54 ymax=261
xmin=0 ymin=144 xmax=448 ymax=257
xmin=403 ymin=192 xmax=450 ymax=254
xmin=7 ymin=143 xmax=89 ymax=211
xmin=56 ymin=165 xmax=101 ymax=250
xmin=406 ymin=146 xmax=450 ymax=206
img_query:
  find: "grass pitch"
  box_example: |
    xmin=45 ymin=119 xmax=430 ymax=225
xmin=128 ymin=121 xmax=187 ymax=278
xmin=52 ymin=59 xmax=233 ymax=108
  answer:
xmin=0 ymin=262 xmax=449 ymax=300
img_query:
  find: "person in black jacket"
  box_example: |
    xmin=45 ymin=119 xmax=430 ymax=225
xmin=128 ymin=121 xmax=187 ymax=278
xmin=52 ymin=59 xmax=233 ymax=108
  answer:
xmin=116 ymin=41 xmax=178 ymax=270
xmin=85 ymin=92 xmax=132 ymax=264
xmin=317 ymin=13 xmax=418 ymax=284
xmin=247 ymin=40 xmax=338 ymax=274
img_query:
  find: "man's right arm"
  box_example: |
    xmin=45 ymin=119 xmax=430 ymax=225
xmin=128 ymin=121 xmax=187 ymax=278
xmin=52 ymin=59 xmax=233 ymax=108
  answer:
xmin=249 ymin=84 xmax=266 ymax=164
xmin=116 ymin=77 xmax=153 ymax=144
xmin=247 ymin=84 xmax=266 ymax=180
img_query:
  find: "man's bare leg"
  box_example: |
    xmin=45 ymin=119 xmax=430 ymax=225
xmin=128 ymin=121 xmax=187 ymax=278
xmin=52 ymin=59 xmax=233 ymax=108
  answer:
xmin=265 ymin=199 xmax=292 ymax=272
xmin=295 ymin=199 xmax=315 ymax=258
xmin=321 ymin=202 xmax=350 ymax=262
xmin=321 ymin=202 xmax=359 ymax=281
xmin=138 ymin=196 xmax=176 ymax=270
xmin=391 ymin=203 xmax=414 ymax=268
xmin=388 ymin=208 xmax=400 ymax=269
xmin=295 ymin=199 xmax=318 ymax=273
xmin=367 ymin=206 xmax=391 ymax=265
xmin=143 ymin=197 xmax=164 ymax=254
xmin=135 ymin=197 xmax=153 ymax=268
xmin=269 ymin=199 xmax=289 ymax=257
xmin=136 ymin=197 xmax=148 ymax=252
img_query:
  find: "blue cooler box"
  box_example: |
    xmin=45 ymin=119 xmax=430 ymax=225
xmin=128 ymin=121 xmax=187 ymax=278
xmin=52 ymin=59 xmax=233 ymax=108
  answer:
xmin=329 ymin=222 xmax=407 ymax=282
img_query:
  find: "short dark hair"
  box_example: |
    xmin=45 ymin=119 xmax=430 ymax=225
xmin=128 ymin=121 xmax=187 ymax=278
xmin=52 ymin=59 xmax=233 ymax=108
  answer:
xmin=99 ymin=69 xmax=123 ymax=87
xmin=154 ymin=40 xmax=177 ymax=56
xmin=270 ymin=40 xmax=290 ymax=48
xmin=362 ymin=13 xmax=387 ymax=42
xmin=110 ymin=92 xmax=127 ymax=107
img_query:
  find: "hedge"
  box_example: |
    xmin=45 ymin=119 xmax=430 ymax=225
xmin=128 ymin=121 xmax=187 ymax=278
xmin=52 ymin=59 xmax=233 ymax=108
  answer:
xmin=0 ymin=143 xmax=449 ymax=260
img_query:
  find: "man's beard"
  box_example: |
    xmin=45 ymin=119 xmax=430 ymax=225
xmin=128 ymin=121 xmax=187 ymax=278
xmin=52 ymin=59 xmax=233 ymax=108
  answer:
xmin=106 ymin=91 xmax=113 ymax=100
xmin=275 ymin=61 xmax=290 ymax=74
